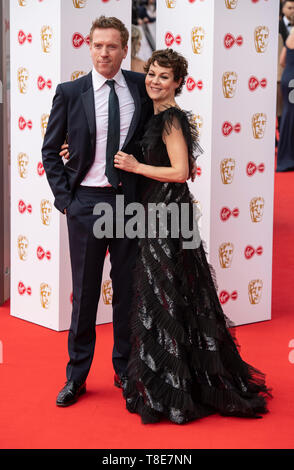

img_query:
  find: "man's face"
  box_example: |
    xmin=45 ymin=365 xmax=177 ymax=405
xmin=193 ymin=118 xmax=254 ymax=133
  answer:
xmin=283 ymin=1 xmax=294 ymax=21
xmin=90 ymin=28 xmax=128 ymax=79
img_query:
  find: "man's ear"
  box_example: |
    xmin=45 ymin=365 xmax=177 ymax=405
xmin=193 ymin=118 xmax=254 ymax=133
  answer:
xmin=123 ymin=44 xmax=128 ymax=59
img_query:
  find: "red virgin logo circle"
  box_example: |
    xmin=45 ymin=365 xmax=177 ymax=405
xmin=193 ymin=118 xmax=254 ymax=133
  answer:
xmin=220 ymin=207 xmax=239 ymax=221
xmin=224 ymin=33 xmax=243 ymax=49
xmin=72 ymin=33 xmax=90 ymax=48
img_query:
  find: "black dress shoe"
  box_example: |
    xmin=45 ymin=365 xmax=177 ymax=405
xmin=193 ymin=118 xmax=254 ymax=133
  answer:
xmin=56 ymin=380 xmax=86 ymax=407
xmin=114 ymin=373 xmax=128 ymax=389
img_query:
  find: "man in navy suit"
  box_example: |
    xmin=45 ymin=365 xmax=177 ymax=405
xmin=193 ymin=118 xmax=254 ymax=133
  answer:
xmin=42 ymin=16 xmax=153 ymax=406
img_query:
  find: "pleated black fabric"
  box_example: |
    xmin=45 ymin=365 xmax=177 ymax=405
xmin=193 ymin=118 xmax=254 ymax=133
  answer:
xmin=123 ymin=107 xmax=272 ymax=424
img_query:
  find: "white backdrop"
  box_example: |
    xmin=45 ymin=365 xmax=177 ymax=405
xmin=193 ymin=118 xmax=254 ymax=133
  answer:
xmin=10 ymin=0 xmax=131 ymax=331
xmin=10 ymin=0 xmax=279 ymax=330
xmin=158 ymin=0 xmax=279 ymax=325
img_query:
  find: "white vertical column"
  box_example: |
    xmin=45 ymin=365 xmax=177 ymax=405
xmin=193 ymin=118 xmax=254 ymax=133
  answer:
xmin=10 ymin=0 xmax=131 ymax=331
xmin=157 ymin=0 xmax=279 ymax=326
xmin=157 ymin=0 xmax=215 ymax=250
xmin=210 ymin=0 xmax=279 ymax=325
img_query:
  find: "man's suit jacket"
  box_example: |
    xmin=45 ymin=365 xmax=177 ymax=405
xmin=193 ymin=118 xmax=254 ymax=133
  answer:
xmin=42 ymin=70 xmax=153 ymax=213
xmin=279 ymin=17 xmax=290 ymax=44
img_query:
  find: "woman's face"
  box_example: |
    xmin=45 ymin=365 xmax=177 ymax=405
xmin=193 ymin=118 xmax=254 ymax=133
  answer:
xmin=145 ymin=61 xmax=181 ymax=104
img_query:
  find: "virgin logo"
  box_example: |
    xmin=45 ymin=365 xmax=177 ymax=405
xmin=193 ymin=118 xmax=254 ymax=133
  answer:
xmin=18 ymin=282 xmax=32 ymax=296
xmin=37 ymin=246 xmax=52 ymax=261
xmin=219 ymin=290 xmax=238 ymax=305
xmin=18 ymin=30 xmax=32 ymax=45
xmin=18 ymin=116 xmax=32 ymax=130
xmin=72 ymin=33 xmax=90 ymax=48
xmin=220 ymin=207 xmax=239 ymax=221
xmin=246 ymin=161 xmax=265 ymax=176
xmin=37 ymin=162 xmax=45 ymax=176
xmin=224 ymin=33 xmax=243 ymax=49
xmin=165 ymin=32 xmax=182 ymax=47
xmin=186 ymin=77 xmax=203 ymax=91
xmin=37 ymin=76 xmax=52 ymax=90
xmin=248 ymin=76 xmax=267 ymax=91
xmin=18 ymin=200 xmax=32 ymax=214
xmin=244 ymin=245 xmax=263 ymax=259
xmin=222 ymin=121 xmax=241 ymax=136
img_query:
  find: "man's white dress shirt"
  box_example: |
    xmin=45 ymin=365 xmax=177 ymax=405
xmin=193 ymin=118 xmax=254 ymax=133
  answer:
xmin=81 ymin=68 xmax=135 ymax=187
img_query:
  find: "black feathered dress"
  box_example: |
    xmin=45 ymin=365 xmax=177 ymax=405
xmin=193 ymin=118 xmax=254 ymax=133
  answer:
xmin=123 ymin=107 xmax=272 ymax=424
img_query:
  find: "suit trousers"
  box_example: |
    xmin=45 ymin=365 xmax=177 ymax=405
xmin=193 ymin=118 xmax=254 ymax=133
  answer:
xmin=65 ymin=185 xmax=138 ymax=384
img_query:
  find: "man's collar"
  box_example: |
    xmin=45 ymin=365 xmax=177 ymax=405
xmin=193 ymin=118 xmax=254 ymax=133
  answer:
xmin=284 ymin=16 xmax=292 ymax=27
xmin=92 ymin=68 xmax=126 ymax=91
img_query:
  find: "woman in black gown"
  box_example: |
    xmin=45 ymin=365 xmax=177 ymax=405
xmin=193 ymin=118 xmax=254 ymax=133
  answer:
xmin=277 ymin=26 xmax=294 ymax=172
xmin=114 ymin=48 xmax=272 ymax=425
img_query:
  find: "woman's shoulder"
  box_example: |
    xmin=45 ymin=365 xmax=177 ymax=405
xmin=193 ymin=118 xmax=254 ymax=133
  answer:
xmin=159 ymin=107 xmax=196 ymax=135
xmin=160 ymin=106 xmax=194 ymax=124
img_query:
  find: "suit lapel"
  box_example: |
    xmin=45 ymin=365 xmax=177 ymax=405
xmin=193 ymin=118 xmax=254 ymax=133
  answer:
xmin=122 ymin=70 xmax=142 ymax=149
xmin=81 ymin=72 xmax=96 ymax=148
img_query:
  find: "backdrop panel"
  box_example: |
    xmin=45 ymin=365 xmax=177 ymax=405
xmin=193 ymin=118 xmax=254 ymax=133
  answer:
xmin=157 ymin=0 xmax=279 ymax=326
xmin=10 ymin=0 xmax=131 ymax=331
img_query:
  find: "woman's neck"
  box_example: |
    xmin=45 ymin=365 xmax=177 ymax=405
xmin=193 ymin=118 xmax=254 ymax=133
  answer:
xmin=153 ymin=101 xmax=178 ymax=115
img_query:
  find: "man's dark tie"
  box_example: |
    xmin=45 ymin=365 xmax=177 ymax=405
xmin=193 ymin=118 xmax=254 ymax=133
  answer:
xmin=105 ymin=79 xmax=120 ymax=188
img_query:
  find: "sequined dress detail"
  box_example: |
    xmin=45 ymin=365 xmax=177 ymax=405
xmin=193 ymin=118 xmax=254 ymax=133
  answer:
xmin=123 ymin=107 xmax=271 ymax=424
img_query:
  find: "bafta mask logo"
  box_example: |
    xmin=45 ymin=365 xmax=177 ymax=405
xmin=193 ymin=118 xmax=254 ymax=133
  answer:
xmin=192 ymin=114 xmax=203 ymax=138
xmin=71 ymin=71 xmax=86 ymax=81
xmin=248 ymin=279 xmax=263 ymax=305
xmin=165 ymin=0 xmax=176 ymax=7
xmin=18 ymin=0 xmax=27 ymax=5
xmin=17 ymin=152 xmax=29 ymax=179
xmin=222 ymin=72 xmax=238 ymax=98
xmin=254 ymin=26 xmax=269 ymax=53
xmin=41 ymin=114 xmax=49 ymax=139
xmin=72 ymin=0 xmax=87 ymax=7
xmin=102 ymin=280 xmax=113 ymax=305
xmin=225 ymin=0 xmax=238 ymax=8
xmin=250 ymin=197 xmax=264 ymax=223
xmin=17 ymin=67 xmax=29 ymax=94
xmin=40 ymin=282 xmax=52 ymax=309
xmin=17 ymin=235 xmax=29 ymax=261
xmin=219 ymin=242 xmax=234 ymax=269
xmin=252 ymin=113 xmax=267 ymax=139
xmin=220 ymin=158 xmax=236 ymax=184
xmin=40 ymin=199 xmax=52 ymax=226
xmin=191 ymin=27 xmax=205 ymax=55
xmin=41 ymin=25 xmax=53 ymax=53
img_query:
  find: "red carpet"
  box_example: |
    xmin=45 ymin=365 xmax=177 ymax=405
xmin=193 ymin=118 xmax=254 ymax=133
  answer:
xmin=0 ymin=170 xmax=294 ymax=450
